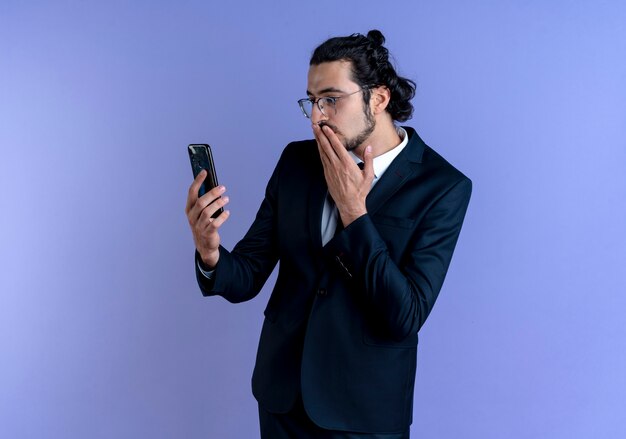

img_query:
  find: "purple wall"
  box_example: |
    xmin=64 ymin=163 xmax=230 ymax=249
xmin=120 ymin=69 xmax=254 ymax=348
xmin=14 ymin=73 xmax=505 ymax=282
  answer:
xmin=2 ymin=1 xmax=625 ymax=437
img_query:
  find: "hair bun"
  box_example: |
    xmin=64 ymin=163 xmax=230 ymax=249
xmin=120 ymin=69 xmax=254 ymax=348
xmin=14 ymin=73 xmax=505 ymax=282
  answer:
xmin=366 ymin=30 xmax=386 ymax=47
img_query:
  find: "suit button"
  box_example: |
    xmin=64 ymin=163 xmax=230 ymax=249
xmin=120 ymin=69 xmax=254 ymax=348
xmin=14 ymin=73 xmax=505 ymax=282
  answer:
xmin=317 ymin=288 xmax=327 ymax=296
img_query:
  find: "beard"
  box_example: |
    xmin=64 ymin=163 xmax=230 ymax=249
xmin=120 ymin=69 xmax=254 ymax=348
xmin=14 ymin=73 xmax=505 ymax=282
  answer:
xmin=318 ymin=105 xmax=376 ymax=152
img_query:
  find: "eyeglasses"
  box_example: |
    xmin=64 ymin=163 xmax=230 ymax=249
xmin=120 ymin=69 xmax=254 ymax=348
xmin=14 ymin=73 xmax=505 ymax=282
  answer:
xmin=297 ymin=88 xmax=366 ymax=119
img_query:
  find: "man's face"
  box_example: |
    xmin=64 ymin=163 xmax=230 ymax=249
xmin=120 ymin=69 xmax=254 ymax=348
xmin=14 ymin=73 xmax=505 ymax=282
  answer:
xmin=306 ymin=61 xmax=375 ymax=151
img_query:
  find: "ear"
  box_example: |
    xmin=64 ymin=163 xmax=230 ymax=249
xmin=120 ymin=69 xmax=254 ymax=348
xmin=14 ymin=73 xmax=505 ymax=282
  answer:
xmin=369 ymin=86 xmax=391 ymax=115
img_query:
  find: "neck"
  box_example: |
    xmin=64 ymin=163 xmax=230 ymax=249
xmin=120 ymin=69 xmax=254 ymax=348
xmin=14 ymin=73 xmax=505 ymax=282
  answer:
xmin=353 ymin=120 xmax=402 ymax=160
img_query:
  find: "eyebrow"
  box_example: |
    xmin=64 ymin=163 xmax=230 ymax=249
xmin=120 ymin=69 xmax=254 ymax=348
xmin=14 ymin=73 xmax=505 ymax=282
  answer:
xmin=306 ymin=87 xmax=347 ymax=96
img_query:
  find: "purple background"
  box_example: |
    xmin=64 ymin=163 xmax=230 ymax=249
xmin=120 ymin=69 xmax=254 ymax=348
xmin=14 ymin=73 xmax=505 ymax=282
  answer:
xmin=2 ymin=1 xmax=625 ymax=437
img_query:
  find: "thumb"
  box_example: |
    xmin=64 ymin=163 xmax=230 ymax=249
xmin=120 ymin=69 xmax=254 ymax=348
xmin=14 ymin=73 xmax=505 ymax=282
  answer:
xmin=362 ymin=145 xmax=374 ymax=181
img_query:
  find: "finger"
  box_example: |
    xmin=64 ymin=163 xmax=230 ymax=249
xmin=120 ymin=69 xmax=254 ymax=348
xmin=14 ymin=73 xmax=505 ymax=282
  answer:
xmin=362 ymin=145 xmax=375 ymax=181
xmin=198 ymin=184 xmax=226 ymax=206
xmin=313 ymin=124 xmax=337 ymax=163
xmin=196 ymin=195 xmax=230 ymax=229
xmin=313 ymin=129 xmax=334 ymax=175
xmin=316 ymin=139 xmax=331 ymax=169
xmin=320 ymin=125 xmax=351 ymax=163
xmin=185 ymin=170 xmax=207 ymax=214
xmin=207 ymin=209 xmax=231 ymax=230
xmin=190 ymin=184 xmax=226 ymax=224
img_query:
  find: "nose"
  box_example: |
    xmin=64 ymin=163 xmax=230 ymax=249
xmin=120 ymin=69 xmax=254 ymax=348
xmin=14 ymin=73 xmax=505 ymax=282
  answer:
xmin=310 ymin=102 xmax=327 ymax=125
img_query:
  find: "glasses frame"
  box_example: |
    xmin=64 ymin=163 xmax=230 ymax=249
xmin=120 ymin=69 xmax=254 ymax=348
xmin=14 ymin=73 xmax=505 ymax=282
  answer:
xmin=297 ymin=87 xmax=367 ymax=119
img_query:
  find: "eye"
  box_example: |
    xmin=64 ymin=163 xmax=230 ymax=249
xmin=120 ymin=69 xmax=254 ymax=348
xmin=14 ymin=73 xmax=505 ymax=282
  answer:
xmin=320 ymin=97 xmax=337 ymax=107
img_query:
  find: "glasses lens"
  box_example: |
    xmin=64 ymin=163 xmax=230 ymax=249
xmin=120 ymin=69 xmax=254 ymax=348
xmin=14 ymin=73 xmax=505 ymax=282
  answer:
xmin=319 ymin=97 xmax=333 ymax=116
xmin=299 ymin=99 xmax=313 ymax=118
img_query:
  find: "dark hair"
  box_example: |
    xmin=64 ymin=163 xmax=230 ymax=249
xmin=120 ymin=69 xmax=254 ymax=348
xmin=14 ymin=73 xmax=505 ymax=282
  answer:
xmin=310 ymin=30 xmax=416 ymax=122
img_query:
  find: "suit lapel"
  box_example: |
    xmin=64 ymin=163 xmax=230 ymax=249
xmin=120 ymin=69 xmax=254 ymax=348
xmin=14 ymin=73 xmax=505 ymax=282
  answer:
xmin=366 ymin=126 xmax=425 ymax=216
xmin=366 ymin=158 xmax=415 ymax=216
xmin=307 ymin=151 xmax=328 ymax=251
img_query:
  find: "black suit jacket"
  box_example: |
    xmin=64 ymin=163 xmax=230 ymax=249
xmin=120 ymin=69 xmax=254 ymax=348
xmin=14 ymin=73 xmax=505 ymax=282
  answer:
xmin=196 ymin=127 xmax=471 ymax=433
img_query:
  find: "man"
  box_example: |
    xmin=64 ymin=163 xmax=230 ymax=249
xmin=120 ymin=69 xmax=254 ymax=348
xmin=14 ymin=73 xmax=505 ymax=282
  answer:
xmin=185 ymin=30 xmax=471 ymax=438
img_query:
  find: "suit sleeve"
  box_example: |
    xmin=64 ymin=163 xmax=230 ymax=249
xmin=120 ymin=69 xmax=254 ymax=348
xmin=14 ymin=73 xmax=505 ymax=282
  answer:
xmin=326 ymin=176 xmax=472 ymax=340
xmin=195 ymin=152 xmax=282 ymax=303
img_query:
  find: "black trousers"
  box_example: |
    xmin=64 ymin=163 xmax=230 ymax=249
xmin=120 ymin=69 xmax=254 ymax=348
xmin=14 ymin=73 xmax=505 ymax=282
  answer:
xmin=258 ymin=396 xmax=410 ymax=439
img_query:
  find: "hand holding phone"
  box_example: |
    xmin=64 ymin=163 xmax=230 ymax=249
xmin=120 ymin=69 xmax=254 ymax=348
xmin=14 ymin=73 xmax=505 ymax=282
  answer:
xmin=185 ymin=143 xmax=230 ymax=269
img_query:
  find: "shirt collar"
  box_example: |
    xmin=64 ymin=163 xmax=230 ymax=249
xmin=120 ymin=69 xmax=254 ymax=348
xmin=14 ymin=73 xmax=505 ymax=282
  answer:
xmin=349 ymin=126 xmax=409 ymax=180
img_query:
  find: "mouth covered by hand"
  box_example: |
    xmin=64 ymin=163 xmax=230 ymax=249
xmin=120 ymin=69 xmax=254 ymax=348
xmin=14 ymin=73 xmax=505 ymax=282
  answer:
xmin=316 ymin=121 xmax=341 ymax=137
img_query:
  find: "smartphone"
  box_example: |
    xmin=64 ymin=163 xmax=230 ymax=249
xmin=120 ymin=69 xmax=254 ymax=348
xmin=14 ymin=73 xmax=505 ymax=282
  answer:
xmin=188 ymin=143 xmax=224 ymax=218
